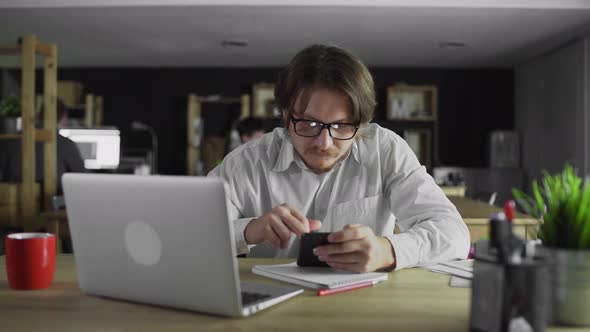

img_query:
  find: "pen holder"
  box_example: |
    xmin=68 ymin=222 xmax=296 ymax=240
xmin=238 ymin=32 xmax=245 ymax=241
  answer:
xmin=469 ymin=240 xmax=551 ymax=332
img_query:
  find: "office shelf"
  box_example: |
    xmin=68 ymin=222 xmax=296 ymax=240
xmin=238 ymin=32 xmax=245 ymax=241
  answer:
xmin=382 ymin=83 xmax=439 ymax=170
xmin=0 ymin=35 xmax=58 ymax=232
xmin=186 ymin=93 xmax=250 ymax=175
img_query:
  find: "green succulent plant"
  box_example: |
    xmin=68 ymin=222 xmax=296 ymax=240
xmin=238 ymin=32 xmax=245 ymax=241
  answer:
xmin=513 ymin=165 xmax=590 ymax=249
xmin=0 ymin=96 xmax=21 ymax=117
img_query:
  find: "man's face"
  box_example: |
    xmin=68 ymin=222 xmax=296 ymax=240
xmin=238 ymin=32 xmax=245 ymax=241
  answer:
xmin=287 ymin=87 xmax=357 ymax=174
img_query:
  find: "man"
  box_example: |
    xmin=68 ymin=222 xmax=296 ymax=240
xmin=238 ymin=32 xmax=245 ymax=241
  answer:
xmin=209 ymin=45 xmax=470 ymax=272
xmin=237 ymin=117 xmax=265 ymax=143
xmin=227 ymin=117 xmax=266 ymax=152
xmin=0 ymin=99 xmax=85 ymax=193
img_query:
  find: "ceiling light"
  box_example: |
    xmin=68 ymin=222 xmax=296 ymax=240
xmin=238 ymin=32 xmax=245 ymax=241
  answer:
xmin=439 ymin=42 xmax=467 ymax=49
xmin=221 ymin=40 xmax=248 ymax=48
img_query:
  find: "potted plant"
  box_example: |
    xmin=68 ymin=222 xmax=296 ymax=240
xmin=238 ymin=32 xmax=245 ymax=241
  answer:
xmin=0 ymin=96 xmax=21 ymax=134
xmin=513 ymin=165 xmax=590 ymax=326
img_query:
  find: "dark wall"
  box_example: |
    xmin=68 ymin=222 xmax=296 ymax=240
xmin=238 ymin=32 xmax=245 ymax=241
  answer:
xmin=371 ymin=68 xmax=514 ymax=168
xmin=53 ymin=67 xmax=513 ymax=175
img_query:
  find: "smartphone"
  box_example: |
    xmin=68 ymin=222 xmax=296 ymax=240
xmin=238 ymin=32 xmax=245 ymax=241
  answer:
xmin=297 ymin=232 xmax=331 ymax=267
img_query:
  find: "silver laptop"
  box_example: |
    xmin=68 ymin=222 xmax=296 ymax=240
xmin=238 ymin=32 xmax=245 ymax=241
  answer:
xmin=62 ymin=173 xmax=303 ymax=317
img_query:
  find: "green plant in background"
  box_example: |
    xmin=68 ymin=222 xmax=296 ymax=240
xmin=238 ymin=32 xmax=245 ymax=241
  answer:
xmin=0 ymin=96 xmax=21 ymax=117
xmin=513 ymin=165 xmax=590 ymax=249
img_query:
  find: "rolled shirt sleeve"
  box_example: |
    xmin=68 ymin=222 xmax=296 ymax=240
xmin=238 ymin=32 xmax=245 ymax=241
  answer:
xmin=382 ymin=135 xmax=471 ymax=270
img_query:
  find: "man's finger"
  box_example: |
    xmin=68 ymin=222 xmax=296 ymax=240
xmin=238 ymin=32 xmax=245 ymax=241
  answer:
xmin=328 ymin=225 xmax=371 ymax=243
xmin=265 ymin=227 xmax=281 ymax=248
xmin=276 ymin=209 xmax=308 ymax=236
xmin=281 ymin=203 xmax=308 ymax=222
xmin=321 ymin=252 xmax=363 ymax=264
xmin=269 ymin=215 xmax=292 ymax=246
xmin=280 ymin=203 xmax=311 ymax=233
xmin=309 ymin=219 xmax=322 ymax=231
xmin=344 ymin=223 xmax=363 ymax=229
xmin=314 ymin=240 xmax=361 ymax=256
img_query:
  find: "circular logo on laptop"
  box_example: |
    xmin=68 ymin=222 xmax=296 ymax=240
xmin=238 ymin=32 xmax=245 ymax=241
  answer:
xmin=124 ymin=221 xmax=162 ymax=266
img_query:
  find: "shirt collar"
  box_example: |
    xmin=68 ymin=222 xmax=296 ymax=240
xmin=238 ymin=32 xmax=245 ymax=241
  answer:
xmin=351 ymin=139 xmax=362 ymax=165
xmin=271 ymin=130 xmax=363 ymax=173
xmin=271 ymin=130 xmax=297 ymax=172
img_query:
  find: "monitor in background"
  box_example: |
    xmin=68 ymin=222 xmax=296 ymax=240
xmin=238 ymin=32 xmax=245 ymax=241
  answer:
xmin=59 ymin=128 xmax=120 ymax=170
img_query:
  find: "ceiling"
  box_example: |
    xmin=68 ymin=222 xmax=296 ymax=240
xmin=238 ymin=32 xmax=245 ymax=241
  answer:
xmin=1 ymin=0 xmax=590 ymax=68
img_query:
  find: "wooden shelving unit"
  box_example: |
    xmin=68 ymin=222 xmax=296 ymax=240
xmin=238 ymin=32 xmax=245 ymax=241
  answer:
xmin=58 ymin=81 xmax=104 ymax=127
xmin=386 ymin=84 xmax=437 ymax=121
xmin=68 ymin=94 xmax=104 ymax=127
xmin=252 ymin=83 xmax=277 ymax=118
xmin=382 ymin=83 xmax=439 ymax=170
xmin=186 ymin=93 xmax=250 ymax=175
xmin=0 ymin=35 xmax=58 ymax=232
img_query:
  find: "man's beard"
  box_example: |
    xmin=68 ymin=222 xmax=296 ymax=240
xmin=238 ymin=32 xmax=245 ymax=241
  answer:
xmin=301 ymin=146 xmax=348 ymax=173
xmin=305 ymin=146 xmax=339 ymax=158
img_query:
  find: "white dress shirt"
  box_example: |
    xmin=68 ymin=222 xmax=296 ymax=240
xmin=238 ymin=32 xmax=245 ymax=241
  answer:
xmin=208 ymin=123 xmax=470 ymax=270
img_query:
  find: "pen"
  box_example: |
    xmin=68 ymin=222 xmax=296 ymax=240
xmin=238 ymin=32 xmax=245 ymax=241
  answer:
xmin=504 ymin=200 xmax=515 ymax=223
xmin=317 ymin=281 xmax=375 ymax=297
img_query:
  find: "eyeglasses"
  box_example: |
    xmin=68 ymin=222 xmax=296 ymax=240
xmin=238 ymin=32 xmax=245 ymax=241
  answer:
xmin=290 ymin=116 xmax=359 ymax=140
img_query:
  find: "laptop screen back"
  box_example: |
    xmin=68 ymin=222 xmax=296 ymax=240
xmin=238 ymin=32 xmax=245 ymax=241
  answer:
xmin=63 ymin=174 xmax=243 ymax=316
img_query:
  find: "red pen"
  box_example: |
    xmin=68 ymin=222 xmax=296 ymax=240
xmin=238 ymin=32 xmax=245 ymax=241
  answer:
xmin=317 ymin=281 xmax=375 ymax=297
xmin=504 ymin=200 xmax=516 ymax=223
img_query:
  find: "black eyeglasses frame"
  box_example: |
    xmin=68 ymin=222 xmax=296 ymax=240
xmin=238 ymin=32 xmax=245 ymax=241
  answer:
xmin=290 ymin=116 xmax=359 ymax=141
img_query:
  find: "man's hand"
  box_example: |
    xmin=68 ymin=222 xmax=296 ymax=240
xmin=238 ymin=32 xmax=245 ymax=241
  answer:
xmin=313 ymin=224 xmax=395 ymax=273
xmin=244 ymin=203 xmax=322 ymax=249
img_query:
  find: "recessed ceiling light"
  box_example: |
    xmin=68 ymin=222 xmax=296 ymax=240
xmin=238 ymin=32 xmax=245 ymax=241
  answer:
xmin=221 ymin=40 xmax=248 ymax=48
xmin=440 ymin=42 xmax=467 ymax=49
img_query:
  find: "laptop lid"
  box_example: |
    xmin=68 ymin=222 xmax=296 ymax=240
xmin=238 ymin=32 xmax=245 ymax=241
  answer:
xmin=63 ymin=174 xmax=244 ymax=316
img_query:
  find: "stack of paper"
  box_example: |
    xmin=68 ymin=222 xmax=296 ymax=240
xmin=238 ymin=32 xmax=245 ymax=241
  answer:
xmin=423 ymin=259 xmax=474 ymax=288
xmin=426 ymin=259 xmax=474 ymax=279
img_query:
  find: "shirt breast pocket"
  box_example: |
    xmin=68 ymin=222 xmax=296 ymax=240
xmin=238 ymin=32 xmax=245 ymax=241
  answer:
xmin=328 ymin=195 xmax=382 ymax=231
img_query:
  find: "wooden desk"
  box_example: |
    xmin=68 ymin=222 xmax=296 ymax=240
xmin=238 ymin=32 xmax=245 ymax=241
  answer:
xmin=449 ymin=196 xmax=539 ymax=242
xmin=440 ymin=185 xmax=467 ymax=197
xmin=0 ymin=256 xmax=585 ymax=332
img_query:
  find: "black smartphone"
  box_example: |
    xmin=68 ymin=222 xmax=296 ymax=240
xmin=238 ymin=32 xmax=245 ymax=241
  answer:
xmin=297 ymin=232 xmax=331 ymax=267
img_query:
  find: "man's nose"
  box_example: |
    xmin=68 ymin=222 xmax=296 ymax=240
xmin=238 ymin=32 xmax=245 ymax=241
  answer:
xmin=315 ymin=127 xmax=333 ymax=149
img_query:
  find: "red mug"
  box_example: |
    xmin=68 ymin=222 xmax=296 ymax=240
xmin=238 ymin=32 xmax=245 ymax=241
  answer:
xmin=5 ymin=233 xmax=56 ymax=290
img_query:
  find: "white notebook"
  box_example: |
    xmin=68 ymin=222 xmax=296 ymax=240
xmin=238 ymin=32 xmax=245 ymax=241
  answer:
xmin=252 ymin=262 xmax=388 ymax=289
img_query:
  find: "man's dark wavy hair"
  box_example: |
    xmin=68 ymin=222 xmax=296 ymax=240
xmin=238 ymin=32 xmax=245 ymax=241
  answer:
xmin=274 ymin=44 xmax=376 ymax=128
